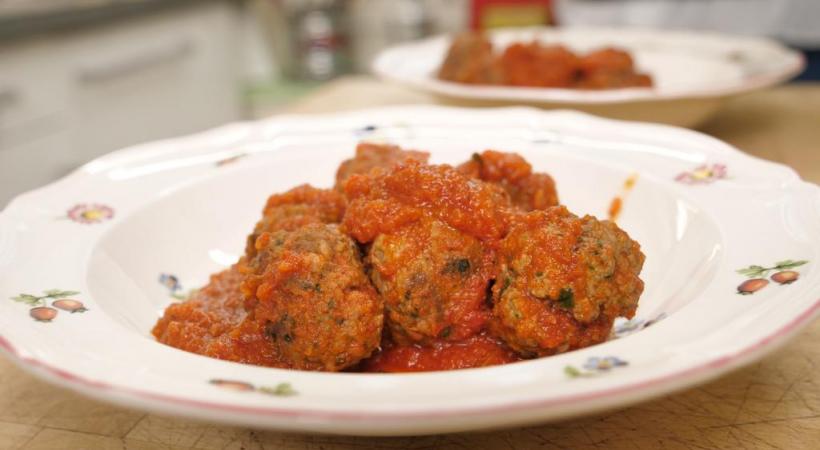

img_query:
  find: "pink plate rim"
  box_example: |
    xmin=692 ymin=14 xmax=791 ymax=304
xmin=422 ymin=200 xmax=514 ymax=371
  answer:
xmin=1 ymin=298 xmax=818 ymax=422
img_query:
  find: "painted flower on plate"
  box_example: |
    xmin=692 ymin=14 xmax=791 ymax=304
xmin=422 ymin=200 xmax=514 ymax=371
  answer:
xmin=565 ymin=356 xmax=628 ymax=378
xmin=159 ymin=274 xmax=182 ymax=293
xmin=675 ymin=163 xmax=727 ymax=185
xmin=583 ymin=356 xmax=628 ymax=371
xmin=612 ymin=313 xmax=668 ymax=339
xmin=66 ymin=203 xmax=114 ymax=224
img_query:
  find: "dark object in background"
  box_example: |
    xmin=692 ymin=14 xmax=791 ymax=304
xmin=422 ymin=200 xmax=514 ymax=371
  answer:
xmin=279 ymin=0 xmax=351 ymax=80
xmin=796 ymin=50 xmax=819 ymax=80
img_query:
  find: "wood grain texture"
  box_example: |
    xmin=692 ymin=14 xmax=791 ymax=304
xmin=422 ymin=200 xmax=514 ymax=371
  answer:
xmin=1 ymin=78 xmax=819 ymax=449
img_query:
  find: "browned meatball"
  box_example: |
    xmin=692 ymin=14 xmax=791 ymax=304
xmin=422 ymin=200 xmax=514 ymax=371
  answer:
xmin=368 ymin=217 xmax=495 ymax=345
xmin=500 ymin=43 xmax=580 ymax=88
xmin=342 ymin=161 xmax=513 ymax=345
xmin=576 ymin=48 xmax=653 ymax=89
xmin=241 ymin=224 xmax=383 ymax=371
xmin=245 ymin=185 xmax=346 ymax=259
xmin=335 ymin=142 xmax=429 ymax=190
xmin=437 ymin=32 xmax=504 ymax=84
xmin=457 ymin=150 xmax=559 ymax=211
xmin=491 ymin=207 xmax=645 ymax=357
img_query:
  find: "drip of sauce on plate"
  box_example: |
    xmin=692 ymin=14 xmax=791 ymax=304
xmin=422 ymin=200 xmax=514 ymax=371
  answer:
xmin=608 ymin=174 xmax=638 ymax=222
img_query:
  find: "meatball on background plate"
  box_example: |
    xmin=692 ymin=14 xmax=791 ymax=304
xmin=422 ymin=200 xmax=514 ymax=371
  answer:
xmin=0 ymin=106 xmax=817 ymax=435
xmin=374 ymin=27 xmax=803 ymax=127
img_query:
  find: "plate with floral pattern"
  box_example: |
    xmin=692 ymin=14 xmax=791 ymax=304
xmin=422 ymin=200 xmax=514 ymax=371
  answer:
xmin=373 ymin=27 xmax=804 ymax=127
xmin=0 ymin=106 xmax=818 ymax=435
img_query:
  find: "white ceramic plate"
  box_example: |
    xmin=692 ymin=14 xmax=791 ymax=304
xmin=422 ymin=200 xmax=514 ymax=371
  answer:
xmin=0 ymin=106 xmax=818 ymax=436
xmin=373 ymin=27 xmax=805 ymax=127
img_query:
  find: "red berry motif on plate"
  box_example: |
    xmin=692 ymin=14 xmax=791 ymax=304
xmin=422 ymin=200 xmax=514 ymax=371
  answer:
xmin=771 ymin=270 xmax=799 ymax=284
xmin=52 ymin=299 xmax=88 ymax=313
xmin=737 ymin=278 xmax=769 ymax=295
xmin=10 ymin=290 xmax=85 ymax=322
xmin=736 ymin=260 xmax=808 ymax=295
xmin=29 ymin=307 xmax=58 ymax=322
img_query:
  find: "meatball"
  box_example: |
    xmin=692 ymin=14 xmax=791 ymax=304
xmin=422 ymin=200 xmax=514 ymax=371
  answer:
xmin=361 ymin=333 xmax=521 ymax=373
xmin=369 ymin=217 xmax=496 ymax=344
xmin=152 ymin=265 xmax=247 ymax=355
xmin=342 ymin=161 xmax=511 ymax=344
xmin=577 ymin=48 xmax=652 ymax=89
xmin=457 ymin=150 xmax=559 ymax=211
xmin=491 ymin=207 xmax=645 ymax=357
xmin=438 ymin=32 xmax=504 ymax=84
xmin=245 ymin=185 xmax=346 ymax=259
xmin=579 ymin=48 xmax=635 ymax=75
xmin=241 ymin=224 xmax=383 ymax=371
xmin=499 ymin=43 xmax=579 ymax=88
xmin=335 ymin=142 xmax=429 ymax=190
xmin=152 ymin=266 xmax=286 ymax=367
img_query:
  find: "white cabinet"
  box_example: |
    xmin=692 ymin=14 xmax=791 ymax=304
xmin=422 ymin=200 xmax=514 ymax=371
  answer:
xmin=0 ymin=2 xmax=242 ymax=207
xmin=0 ymin=132 xmax=74 ymax=200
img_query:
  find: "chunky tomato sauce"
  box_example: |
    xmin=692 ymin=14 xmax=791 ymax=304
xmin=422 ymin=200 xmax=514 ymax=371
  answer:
xmin=362 ymin=333 xmax=521 ymax=372
xmin=152 ymin=266 xmax=285 ymax=367
xmin=152 ymin=143 xmax=645 ymax=372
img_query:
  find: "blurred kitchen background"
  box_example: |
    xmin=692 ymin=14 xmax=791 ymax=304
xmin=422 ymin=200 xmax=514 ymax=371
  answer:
xmin=1 ymin=0 xmax=819 ymax=206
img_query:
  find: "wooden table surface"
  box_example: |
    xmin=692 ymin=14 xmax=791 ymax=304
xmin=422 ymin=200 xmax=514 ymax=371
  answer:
xmin=2 ymin=78 xmax=819 ymax=449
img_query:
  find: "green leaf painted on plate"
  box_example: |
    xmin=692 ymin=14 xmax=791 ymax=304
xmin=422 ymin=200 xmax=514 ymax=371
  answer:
xmin=10 ymin=294 xmax=43 ymax=306
xmin=259 ymin=382 xmax=297 ymax=397
xmin=738 ymin=260 xmax=808 ymax=278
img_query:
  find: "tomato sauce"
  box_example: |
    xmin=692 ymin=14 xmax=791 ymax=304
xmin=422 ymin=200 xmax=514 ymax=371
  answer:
xmin=361 ymin=333 xmax=521 ymax=372
xmin=607 ymin=174 xmax=638 ymax=222
xmin=152 ymin=266 xmax=285 ymax=367
xmin=152 ymin=147 xmax=645 ymax=372
xmin=342 ymin=161 xmax=511 ymax=242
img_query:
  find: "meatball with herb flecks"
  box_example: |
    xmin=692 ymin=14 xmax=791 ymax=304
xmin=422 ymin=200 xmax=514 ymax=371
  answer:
xmin=245 ymin=185 xmax=346 ymax=259
xmin=491 ymin=206 xmax=645 ymax=357
xmin=342 ymin=161 xmax=511 ymax=344
xmin=457 ymin=150 xmax=559 ymax=211
xmin=335 ymin=142 xmax=429 ymax=190
xmin=241 ymin=224 xmax=383 ymax=371
xmin=368 ymin=217 xmax=496 ymax=344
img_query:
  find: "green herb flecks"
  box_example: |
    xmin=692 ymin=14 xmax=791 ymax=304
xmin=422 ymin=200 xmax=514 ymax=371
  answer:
xmin=557 ymin=288 xmax=574 ymax=309
xmin=443 ymin=258 xmax=471 ymax=275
